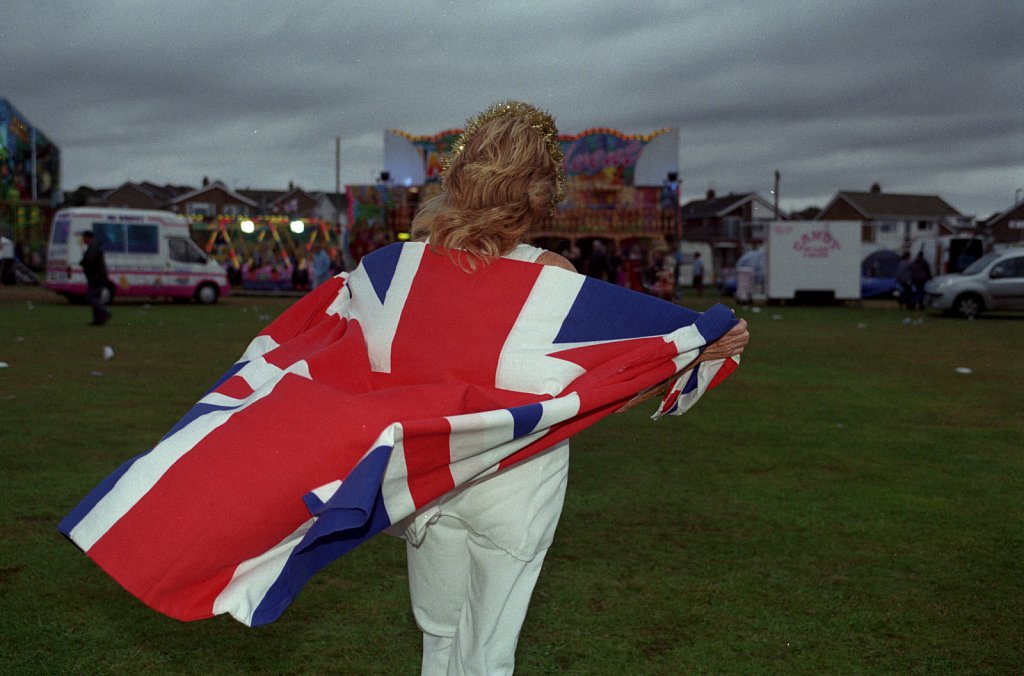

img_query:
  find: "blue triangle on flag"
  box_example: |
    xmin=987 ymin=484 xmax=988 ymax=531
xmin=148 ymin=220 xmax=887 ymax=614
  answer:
xmin=361 ymin=243 xmax=404 ymax=304
xmin=554 ymin=277 xmax=699 ymax=343
xmin=508 ymin=402 xmax=545 ymax=438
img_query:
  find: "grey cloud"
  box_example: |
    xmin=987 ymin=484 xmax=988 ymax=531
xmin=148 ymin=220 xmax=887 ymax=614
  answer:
xmin=3 ymin=0 xmax=1020 ymax=216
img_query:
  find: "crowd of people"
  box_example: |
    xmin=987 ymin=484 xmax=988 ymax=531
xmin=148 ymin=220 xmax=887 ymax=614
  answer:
xmin=227 ymin=243 xmax=346 ymax=291
xmin=561 ymin=236 xmax=699 ymax=300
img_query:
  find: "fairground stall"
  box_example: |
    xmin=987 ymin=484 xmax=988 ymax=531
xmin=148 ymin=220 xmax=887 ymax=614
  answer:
xmin=191 ymin=214 xmax=339 ymax=292
xmin=0 ymin=99 xmax=61 ymax=280
xmin=345 ymin=124 xmax=682 ymax=291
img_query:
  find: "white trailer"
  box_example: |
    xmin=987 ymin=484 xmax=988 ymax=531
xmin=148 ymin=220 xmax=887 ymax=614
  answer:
xmin=765 ymin=221 xmax=862 ymax=301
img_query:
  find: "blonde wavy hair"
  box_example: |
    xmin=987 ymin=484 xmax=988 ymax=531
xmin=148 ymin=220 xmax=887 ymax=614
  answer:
xmin=411 ymin=101 xmax=564 ymax=266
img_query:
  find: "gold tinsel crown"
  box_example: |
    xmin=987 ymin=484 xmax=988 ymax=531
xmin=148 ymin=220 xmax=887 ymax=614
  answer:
xmin=442 ymin=100 xmax=566 ymax=207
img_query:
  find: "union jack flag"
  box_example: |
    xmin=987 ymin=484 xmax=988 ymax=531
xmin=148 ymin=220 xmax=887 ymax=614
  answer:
xmin=59 ymin=242 xmax=739 ymax=626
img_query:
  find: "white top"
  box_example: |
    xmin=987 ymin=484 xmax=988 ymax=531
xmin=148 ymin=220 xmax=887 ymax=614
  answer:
xmin=502 ymin=242 xmax=546 ymax=263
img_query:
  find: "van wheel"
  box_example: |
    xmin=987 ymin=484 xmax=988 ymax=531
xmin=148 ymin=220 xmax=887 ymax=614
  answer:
xmin=101 ymin=283 xmax=115 ymax=306
xmin=953 ymin=293 xmax=982 ymax=319
xmin=195 ymin=283 xmax=219 ymax=305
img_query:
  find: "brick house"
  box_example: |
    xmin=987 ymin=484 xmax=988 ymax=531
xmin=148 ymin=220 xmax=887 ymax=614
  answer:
xmin=166 ymin=179 xmax=258 ymax=218
xmin=267 ymin=186 xmax=320 ymax=219
xmin=680 ymin=190 xmax=785 ymax=268
xmin=816 ymin=184 xmax=970 ymax=250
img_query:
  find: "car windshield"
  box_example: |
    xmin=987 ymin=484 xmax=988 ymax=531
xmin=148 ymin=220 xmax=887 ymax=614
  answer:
xmin=962 ymin=252 xmax=999 ymax=275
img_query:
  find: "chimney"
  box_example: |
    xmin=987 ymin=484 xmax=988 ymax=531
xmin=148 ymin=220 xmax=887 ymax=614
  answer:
xmin=706 ymin=189 xmax=716 ymax=201
xmin=870 ymin=182 xmax=881 ymax=193
xmin=202 ymin=176 xmax=209 ymax=187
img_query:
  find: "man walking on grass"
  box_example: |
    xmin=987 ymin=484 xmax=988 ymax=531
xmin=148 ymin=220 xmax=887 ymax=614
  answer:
xmin=80 ymin=231 xmax=111 ymax=326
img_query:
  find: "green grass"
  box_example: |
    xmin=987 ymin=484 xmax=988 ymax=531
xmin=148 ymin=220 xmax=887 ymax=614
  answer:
xmin=1 ymin=287 xmax=1022 ymax=674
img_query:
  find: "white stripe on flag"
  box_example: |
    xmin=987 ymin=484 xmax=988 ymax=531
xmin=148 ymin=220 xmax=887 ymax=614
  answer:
xmin=212 ymin=515 xmax=317 ymax=626
xmin=496 ymin=268 xmax=587 ymax=395
xmin=377 ymin=425 xmax=417 ymax=524
xmin=348 ymin=244 xmax=423 ymax=374
xmin=446 ymin=393 xmax=582 ymax=488
xmin=237 ymin=334 xmax=280 ymax=363
xmin=666 ymin=324 xmax=705 ymax=370
xmin=324 ymin=275 xmax=351 ymax=318
xmin=69 ymin=359 xmax=312 ymax=551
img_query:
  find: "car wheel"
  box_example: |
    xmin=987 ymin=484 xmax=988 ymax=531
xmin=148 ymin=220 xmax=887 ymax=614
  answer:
xmin=101 ymin=283 xmax=115 ymax=306
xmin=195 ymin=283 xmax=219 ymax=305
xmin=953 ymin=293 xmax=982 ymax=319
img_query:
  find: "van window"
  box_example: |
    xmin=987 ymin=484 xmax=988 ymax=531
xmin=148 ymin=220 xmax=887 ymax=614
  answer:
xmin=94 ymin=222 xmax=127 ymax=253
xmin=51 ymin=218 xmax=70 ymax=244
xmin=127 ymin=224 xmax=160 ymax=253
xmin=168 ymin=237 xmax=208 ymax=264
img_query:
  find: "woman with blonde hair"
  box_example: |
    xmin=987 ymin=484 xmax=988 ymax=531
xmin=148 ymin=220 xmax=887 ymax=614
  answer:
xmin=399 ymin=101 xmax=748 ymax=675
xmin=400 ymin=102 xmax=576 ymax=676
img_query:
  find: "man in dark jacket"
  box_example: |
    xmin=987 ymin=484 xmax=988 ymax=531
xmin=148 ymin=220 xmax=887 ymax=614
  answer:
xmin=80 ymin=231 xmax=111 ymax=325
xmin=908 ymin=251 xmax=932 ymax=311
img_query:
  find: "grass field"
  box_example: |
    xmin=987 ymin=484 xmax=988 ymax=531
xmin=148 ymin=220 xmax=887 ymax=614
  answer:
xmin=1 ymin=285 xmax=1022 ymax=674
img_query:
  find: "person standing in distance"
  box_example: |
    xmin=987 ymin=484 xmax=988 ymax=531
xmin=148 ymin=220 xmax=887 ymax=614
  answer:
xmin=691 ymin=251 xmax=705 ymax=297
xmin=80 ymin=230 xmax=111 ymax=325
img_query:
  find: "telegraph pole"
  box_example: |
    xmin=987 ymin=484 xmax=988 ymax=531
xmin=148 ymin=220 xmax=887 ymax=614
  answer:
xmin=773 ymin=170 xmax=780 ymax=220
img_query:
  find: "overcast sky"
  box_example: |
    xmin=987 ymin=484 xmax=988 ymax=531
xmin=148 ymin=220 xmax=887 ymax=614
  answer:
xmin=3 ymin=0 xmax=1022 ymax=217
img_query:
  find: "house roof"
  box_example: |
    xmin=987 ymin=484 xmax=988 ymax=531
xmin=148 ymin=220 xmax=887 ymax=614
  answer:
xmin=237 ymin=189 xmax=284 ymax=208
xmin=981 ymin=200 xmax=1024 ymax=227
xmin=681 ymin=192 xmax=754 ymax=219
xmin=680 ymin=192 xmax=783 ymax=219
xmin=269 ymin=187 xmax=316 ymax=211
xmin=828 ymin=191 xmax=962 ymax=219
xmin=169 ymin=180 xmax=258 ymax=207
xmin=104 ymin=181 xmax=189 ymax=205
xmin=318 ymin=192 xmax=348 ymax=211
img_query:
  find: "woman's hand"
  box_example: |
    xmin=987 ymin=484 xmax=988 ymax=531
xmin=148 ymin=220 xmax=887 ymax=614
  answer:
xmin=696 ymin=318 xmax=749 ymax=364
xmin=613 ymin=317 xmax=749 ymax=413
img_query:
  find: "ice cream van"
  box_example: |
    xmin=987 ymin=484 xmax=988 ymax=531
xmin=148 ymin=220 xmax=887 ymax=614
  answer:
xmin=45 ymin=207 xmax=230 ymax=304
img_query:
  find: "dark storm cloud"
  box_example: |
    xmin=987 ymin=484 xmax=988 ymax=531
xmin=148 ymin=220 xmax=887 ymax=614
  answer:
xmin=3 ymin=0 xmax=1021 ymax=216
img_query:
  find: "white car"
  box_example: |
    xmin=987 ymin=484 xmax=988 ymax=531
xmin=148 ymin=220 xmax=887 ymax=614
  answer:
xmin=924 ymin=248 xmax=1024 ymax=318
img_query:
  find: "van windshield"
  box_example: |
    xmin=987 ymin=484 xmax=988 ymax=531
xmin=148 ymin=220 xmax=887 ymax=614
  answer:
xmin=962 ymin=252 xmax=999 ymax=275
xmin=168 ymin=237 xmax=208 ymax=264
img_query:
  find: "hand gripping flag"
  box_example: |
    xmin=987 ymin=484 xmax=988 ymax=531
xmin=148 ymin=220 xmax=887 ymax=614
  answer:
xmin=59 ymin=242 xmax=740 ymax=626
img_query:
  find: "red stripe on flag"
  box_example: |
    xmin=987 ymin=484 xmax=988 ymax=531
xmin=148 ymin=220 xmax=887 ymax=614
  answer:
xmin=400 ymin=417 xmax=456 ymax=507
xmin=707 ymin=356 xmax=739 ymax=390
xmin=214 ymin=375 xmax=254 ymax=400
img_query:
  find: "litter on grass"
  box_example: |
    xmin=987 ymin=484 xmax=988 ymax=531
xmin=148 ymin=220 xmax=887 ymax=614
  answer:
xmin=955 ymin=367 xmax=973 ymax=375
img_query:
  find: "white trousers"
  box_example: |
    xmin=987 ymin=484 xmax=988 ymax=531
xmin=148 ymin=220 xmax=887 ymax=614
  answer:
xmin=407 ymin=516 xmax=551 ymax=676
xmin=404 ymin=442 xmax=570 ymax=676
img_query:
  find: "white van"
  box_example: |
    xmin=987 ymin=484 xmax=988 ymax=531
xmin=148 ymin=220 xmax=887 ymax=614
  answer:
xmin=45 ymin=207 xmax=230 ymax=304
